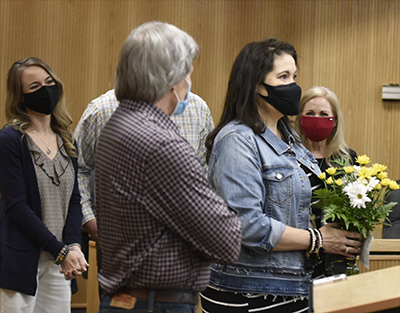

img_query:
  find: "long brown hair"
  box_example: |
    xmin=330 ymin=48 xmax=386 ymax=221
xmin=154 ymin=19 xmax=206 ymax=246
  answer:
xmin=5 ymin=57 xmax=76 ymax=157
xmin=205 ymin=39 xmax=299 ymax=164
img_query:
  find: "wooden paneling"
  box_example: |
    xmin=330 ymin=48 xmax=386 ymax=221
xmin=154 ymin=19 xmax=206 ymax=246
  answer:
xmin=358 ymin=256 xmax=400 ymax=273
xmin=1 ymin=0 xmax=399 ymax=176
xmin=357 ymin=239 xmax=400 ymax=274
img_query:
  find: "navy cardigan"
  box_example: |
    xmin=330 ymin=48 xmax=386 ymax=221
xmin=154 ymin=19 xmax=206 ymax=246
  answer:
xmin=0 ymin=126 xmax=82 ymax=296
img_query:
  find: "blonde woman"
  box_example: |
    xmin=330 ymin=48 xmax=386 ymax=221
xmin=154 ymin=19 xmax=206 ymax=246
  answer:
xmin=294 ymin=86 xmax=358 ymax=277
xmin=0 ymin=57 xmax=88 ymax=313
xmin=294 ymin=86 xmax=356 ymax=169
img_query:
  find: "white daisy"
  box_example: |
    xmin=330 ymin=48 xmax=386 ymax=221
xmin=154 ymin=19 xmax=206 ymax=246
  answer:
xmin=364 ymin=177 xmax=379 ymax=192
xmin=343 ymin=181 xmax=371 ymax=209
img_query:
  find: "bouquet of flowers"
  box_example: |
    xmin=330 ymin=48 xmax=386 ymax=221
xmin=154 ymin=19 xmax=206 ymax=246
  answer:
xmin=314 ymin=155 xmax=399 ymax=238
xmin=313 ymin=155 xmax=398 ymax=274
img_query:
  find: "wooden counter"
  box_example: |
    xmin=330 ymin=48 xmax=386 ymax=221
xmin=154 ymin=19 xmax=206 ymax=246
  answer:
xmin=313 ymin=265 xmax=400 ymax=313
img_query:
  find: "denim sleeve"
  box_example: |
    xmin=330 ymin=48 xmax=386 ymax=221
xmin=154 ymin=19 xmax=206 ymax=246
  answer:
xmin=210 ymin=131 xmax=286 ymax=251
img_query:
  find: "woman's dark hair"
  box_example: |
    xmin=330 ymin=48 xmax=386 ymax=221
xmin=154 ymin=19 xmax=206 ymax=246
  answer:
xmin=205 ymin=38 xmax=298 ymax=163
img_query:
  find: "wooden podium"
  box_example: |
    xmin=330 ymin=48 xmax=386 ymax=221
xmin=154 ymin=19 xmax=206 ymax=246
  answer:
xmin=312 ymin=265 xmax=400 ymax=312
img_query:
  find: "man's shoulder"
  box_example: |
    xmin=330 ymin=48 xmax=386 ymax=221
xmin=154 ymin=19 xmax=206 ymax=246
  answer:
xmin=87 ymin=89 xmax=119 ymax=112
xmin=100 ymin=110 xmax=182 ymax=162
xmin=76 ymin=90 xmax=119 ymax=132
xmin=188 ymin=92 xmax=210 ymax=111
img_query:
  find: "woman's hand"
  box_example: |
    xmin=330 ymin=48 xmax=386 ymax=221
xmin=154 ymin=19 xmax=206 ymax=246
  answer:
xmin=319 ymin=223 xmax=364 ymax=258
xmin=59 ymin=246 xmax=89 ymax=280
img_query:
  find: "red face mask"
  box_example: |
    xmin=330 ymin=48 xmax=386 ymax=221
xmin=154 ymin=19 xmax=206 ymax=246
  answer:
xmin=300 ymin=115 xmax=335 ymax=142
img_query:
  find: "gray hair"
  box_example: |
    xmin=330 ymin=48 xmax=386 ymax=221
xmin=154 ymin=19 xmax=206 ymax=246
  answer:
xmin=115 ymin=21 xmax=199 ymax=103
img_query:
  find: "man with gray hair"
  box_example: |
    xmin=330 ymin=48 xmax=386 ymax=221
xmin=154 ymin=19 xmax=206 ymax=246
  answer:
xmin=95 ymin=21 xmax=241 ymax=312
xmin=75 ymin=90 xmax=213 ymax=243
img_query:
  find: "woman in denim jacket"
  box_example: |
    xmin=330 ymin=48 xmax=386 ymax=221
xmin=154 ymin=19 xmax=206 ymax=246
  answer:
xmin=200 ymin=39 xmax=363 ymax=312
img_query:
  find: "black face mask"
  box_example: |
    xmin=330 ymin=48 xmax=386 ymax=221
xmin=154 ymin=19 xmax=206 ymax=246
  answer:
xmin=259 ymin=82 xmax=302 ymax=116
xmin=23 ymin=84 xmax=59 ymax=115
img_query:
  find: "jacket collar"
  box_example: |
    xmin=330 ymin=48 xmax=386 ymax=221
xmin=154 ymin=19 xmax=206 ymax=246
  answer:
xmin=258 ymin=119 xmax=295 ymax=155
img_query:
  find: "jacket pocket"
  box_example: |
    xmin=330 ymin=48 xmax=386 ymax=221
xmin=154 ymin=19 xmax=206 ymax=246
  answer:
xmin=262 ymin=167 xmax=294 ymax=205
xmin=5 ymin=243 xmax=30 ymax=274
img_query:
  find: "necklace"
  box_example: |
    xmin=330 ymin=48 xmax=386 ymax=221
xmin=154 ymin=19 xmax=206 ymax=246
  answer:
xmin=32 ymin=130 xmax=52 ymax=155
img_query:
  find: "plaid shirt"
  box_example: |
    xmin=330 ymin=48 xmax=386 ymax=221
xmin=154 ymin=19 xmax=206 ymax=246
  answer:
xmin=74 ymin=90 xmax=214 ymax=225
xmin=95 ymin=100 xmax=241 ymax=293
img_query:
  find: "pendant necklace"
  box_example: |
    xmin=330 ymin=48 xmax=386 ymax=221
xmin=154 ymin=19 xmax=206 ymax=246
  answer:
xmin=32 ymin=130 xmax=52 ymax=155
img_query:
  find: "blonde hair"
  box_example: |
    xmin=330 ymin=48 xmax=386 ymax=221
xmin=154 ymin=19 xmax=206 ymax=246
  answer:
xmin=294 ymin=86 xmax=351 ymax=166
xmin=5 ymin=57 xmax=76 ymax=157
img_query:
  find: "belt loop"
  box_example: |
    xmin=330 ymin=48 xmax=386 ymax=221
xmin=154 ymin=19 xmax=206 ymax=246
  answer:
xmin=147 ymin=290 xmax=155 ymax=312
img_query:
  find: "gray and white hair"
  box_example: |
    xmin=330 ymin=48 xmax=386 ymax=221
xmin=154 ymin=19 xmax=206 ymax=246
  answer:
xmin=115 ymin=21 xmax=199 ymax=103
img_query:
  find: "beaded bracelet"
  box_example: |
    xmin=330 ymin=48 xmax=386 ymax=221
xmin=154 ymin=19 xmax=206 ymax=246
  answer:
xmin=55 ymin=245 xmax=70 ymax=265
xmin=306 ymin=228 xmax=316 ymax=258
xmin=306 ymin=228 xmax=325 ymax=258
xmin=314 ymin=228 xmax=323 ymax=256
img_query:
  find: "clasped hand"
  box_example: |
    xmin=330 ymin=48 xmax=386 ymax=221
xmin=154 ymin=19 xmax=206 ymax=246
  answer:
xmin=59 ymin=245 xmax=89 ymax=280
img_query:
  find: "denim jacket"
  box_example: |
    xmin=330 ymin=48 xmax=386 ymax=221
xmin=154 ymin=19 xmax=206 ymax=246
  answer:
xmin=207 ymin=120 xmax=321 ymax=296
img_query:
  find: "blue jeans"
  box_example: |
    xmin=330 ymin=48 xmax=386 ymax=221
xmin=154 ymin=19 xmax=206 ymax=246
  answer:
xmin=99 ymin=293 xmax=196 ymax=313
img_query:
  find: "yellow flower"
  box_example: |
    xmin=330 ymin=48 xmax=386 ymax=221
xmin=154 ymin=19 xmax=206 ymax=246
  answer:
xmin=372 ymin=163 xmax=387 ymax=173
xmin=335 ymin=178 xmax=342 ymax=186
xmin=374 ymin=183 xmax=382 ymax=190
xmin=326 ymin=177 xmax=334 ymax=185
xmin=389 ymin=180 xmax=400 ymax=190
xmin=318 ymin=173 xmax=326 ymax=180
xmin=369 ymin=167 xmax=378 ymax=177
xmin=356 ymin=155 xmax=371 ymax=166
xmin=343 ymin=166 xmax=355 ymax=174
xmin=381 ymin=178 xmax=391 ymax=187
xmin=377 ymin=172 xmax=388 ymax=180
xmin=326 ymin=167 xmax=337 ymax=175
xmin=357 ymin=167 xmax=374 ymax=180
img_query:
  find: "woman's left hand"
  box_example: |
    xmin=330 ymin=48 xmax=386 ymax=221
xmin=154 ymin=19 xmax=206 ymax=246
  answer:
xmin=319 ymin=223 xmax=364 ymax=257
xmin=59 ymin=245 xmax=89 ymax=280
